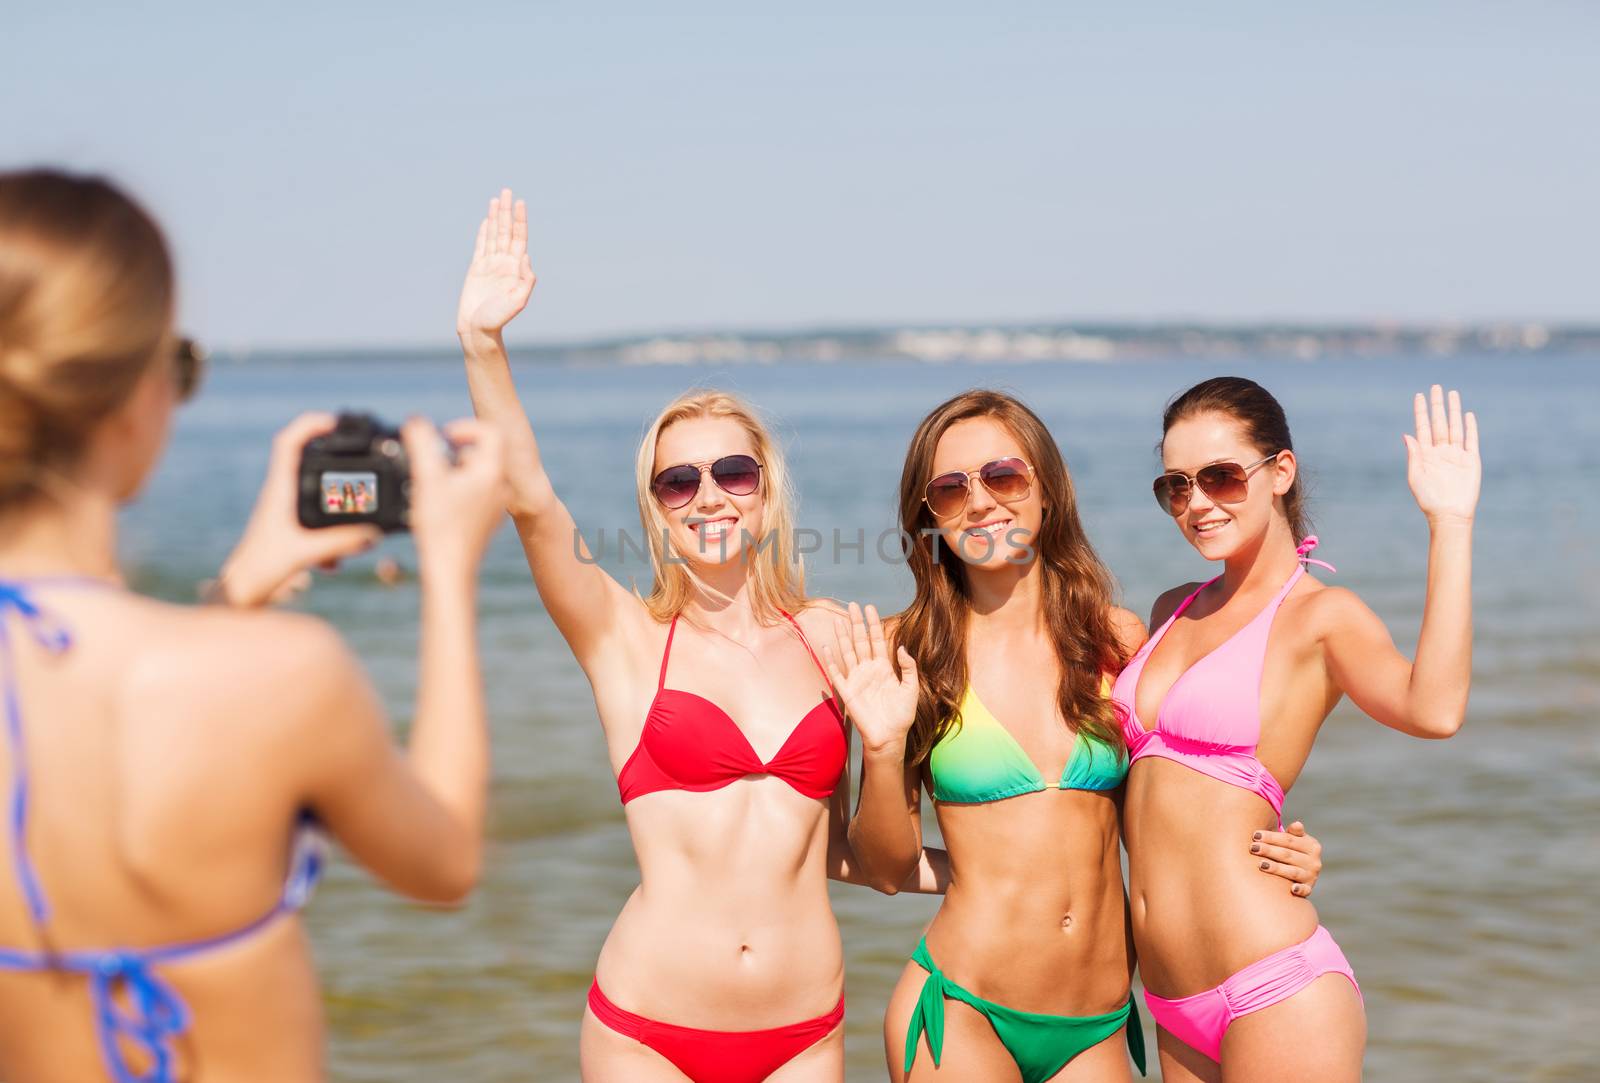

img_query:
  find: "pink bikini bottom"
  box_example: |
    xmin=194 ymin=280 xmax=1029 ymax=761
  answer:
xmin=1143 ymin=925 xmax=1362 ymax=1063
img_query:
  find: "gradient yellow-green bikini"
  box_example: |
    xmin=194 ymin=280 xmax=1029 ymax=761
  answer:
xmin=904 ymin=686 xmax=1147 ymax=1082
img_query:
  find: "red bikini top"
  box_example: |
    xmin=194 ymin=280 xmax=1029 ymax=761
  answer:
xmin=615 ymin=611 xmax=846 ymax=805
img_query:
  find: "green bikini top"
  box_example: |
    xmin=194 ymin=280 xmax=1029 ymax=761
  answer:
xmin=928 ymin=683 xmax=1128 ymax=804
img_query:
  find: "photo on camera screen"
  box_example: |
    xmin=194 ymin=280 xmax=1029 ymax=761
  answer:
xmin=320 ymin=471 xmax=379 ymax=515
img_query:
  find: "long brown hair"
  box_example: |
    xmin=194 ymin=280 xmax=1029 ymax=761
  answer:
xmin=0 ymin=169 xmax=175 ymax=505
xmin=1162 ymin=376 xmax=1310 ymax=540
xmin=896 ymin=389 xmax=1126 ymax=766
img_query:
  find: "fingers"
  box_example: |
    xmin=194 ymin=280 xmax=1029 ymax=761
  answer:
xmin=1258 ymin=857 xmax=1313 ymax=884
xmin=820 ymin=644 xmax=845 ymax=690
xmin=1429 ymin=384 xmax=1448 ymax=446
xmin=896 ymin=645 xmax=917 ymax=685
xmin=497 ymin=187 xmax=513 ymax=252
xmin=304 ymin=523 xmax=383 ymax=565
xmin=865 ymin=603 xmax=887 ymax=660
xmin=401 ymin=416 xmax=447 ymax=486
xmin=512 ymin=198 xmax=528 ymax=259
xmin=1446 ymin=388 xmax=1464 ymax=446
xmin=269 ymin=411 xmax=338 ymax=483
xmin=1253 ymin=825 xmax=1316 ymax=854
xmin=848 ymin=601 xmax=873 ymax=663
xmin=473 ymin=215 xmax=488 ymax=261
xmin=486 ymin=195 xmax=499 ymax=254
xmin=1412 ymin=391 xmax=1431 ymax=447
xmin=830 ymin=616 xmax=856 ymax=674
xmin=1464 ymin=409 xmax=1478 ymax=455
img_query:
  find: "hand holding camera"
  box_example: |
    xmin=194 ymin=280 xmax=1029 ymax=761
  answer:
xmin=214 ymin=412 xmax=506 ymax=607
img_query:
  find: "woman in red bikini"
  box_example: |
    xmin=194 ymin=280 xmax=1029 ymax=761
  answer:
xmin=456 ymin=189 xmax=943 ymax=1083
xmin=1116 ymin=376 xmax=1478 ymax=1081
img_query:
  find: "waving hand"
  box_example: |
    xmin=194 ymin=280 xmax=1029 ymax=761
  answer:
xmin=457 ymin=188 xmax=537 ymax=338
xmin=1404 ymin=384 xmax=1480 ymax=524
xmin=823 ymin=603 xmax=919 ymax=757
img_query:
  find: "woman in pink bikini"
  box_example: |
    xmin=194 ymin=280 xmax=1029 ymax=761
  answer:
xmin=1114 ymin=376 xmax=1479 ymax=1081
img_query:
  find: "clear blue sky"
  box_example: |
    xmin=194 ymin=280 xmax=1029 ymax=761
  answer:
xmin=7 ymin=3 xmax=1596 ymax=349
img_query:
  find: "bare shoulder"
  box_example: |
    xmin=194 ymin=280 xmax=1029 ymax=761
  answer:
xmin=1106 ymin=605 xmax=1147 ymax=662
xmin=120 ymin=604 xmax=368 ymax=736
xmin=1148 ymin=581 xmax=1205 ymax=630
xmin=1293 ymin=583 xmax=1378 ymax=641
xmin=794 ymin=598 xmax=849 ymax=640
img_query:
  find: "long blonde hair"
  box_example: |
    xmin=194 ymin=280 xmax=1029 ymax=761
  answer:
xmin=634 ymin=389 xmax=806 ymax=624
xmin=0 ymin=170 xmax=175 ymax=506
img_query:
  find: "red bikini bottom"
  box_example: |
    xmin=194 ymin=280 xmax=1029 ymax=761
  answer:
xmin=587 ymin=980 xmax=845 ymax=1083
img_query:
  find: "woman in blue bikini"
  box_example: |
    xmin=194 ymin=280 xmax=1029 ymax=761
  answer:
xmin=0 ymin=170 xmax=508 ymax=1082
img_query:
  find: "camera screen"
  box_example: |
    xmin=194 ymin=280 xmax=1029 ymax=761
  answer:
xmin=320 ymin=471 xmax=379 ymax=514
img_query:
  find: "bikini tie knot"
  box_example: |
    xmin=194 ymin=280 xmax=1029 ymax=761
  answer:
xmin=88 ymin=951 xmax=191 ymax=1083
xmin=1294 ymin=536 xmax=1337 ymax=573
xmin=906 ymin=941 xmax=952 ymax=1071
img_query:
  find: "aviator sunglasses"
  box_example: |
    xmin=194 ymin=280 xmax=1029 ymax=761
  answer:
xmin=651 ymin=454 xmax=763 ymax=509
xmin=1152 ymin=453 xmax=1279 ymax=516
xmin=923 ymin=456 xmax=1034 ymax=519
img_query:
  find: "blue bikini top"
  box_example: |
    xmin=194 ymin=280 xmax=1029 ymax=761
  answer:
xmin=928 ymin=682 xmax=1128 ymax=804
xmin=0 ymin=577 xmax=324 ymax=1083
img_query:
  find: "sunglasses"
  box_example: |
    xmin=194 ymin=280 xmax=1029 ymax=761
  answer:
xmin=924 ymin=457 xmax=1033 ymax=519
xmin=1152 ymin=454 xmax=1279 ymax=516
xmin=651 ymin=454 xmax=763 ymax=509
xmin=173 ymin=337 xmax=206 ymax=402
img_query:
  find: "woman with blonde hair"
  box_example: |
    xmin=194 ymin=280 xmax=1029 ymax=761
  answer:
xmin=0 ymin=169 xmax=509 ymax=1082
xmin=457 ymin=189 xmax=944 ymax=1083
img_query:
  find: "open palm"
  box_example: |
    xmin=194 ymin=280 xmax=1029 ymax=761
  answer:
xmin=456 ymin=187 xmax=536 ymax=336
xmin=822 ymin=603 xmax=919 ymax=757
xmin=1404 ymin=385 xmax=1481 ymax=523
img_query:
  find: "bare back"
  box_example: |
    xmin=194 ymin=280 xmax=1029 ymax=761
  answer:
xmin=0 ymin=585 xmax=348 ymax=1082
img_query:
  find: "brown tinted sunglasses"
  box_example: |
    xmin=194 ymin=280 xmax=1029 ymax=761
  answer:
xmin=173 ymin=337 xmax=206 ymax=402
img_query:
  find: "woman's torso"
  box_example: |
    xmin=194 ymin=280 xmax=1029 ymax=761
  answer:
xmin=918 ymin=641 xmax=1134 ymax=1016
xmin=1117 ymin=569 xmax=1339 ymax=996
xmin=0 ymin=584 xmax=327 ymax=1082
xmin=587 ymin=607 xmax=848 ymax=1027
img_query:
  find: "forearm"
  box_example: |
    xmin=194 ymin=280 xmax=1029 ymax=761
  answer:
xmin=459 ymin=328 xmax=556 ymax=518
xmin=846 ymin=748 xmax=923 ymax=892
xmin=1407 ymin=517 xmax=1473 ymax=734
xmin=407 ymin=563 xmax=488 ymax=861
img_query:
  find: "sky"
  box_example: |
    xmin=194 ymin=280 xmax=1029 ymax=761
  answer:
xmin=6 ymin=3 xmax=1597 ymax=349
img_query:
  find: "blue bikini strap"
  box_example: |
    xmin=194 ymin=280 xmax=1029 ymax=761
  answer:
xmin=0 ymin=578 xmax=97 ymax=927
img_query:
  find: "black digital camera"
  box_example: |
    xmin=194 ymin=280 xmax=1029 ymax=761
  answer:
xmin=297 ymin=413 xmax=416 ymax=533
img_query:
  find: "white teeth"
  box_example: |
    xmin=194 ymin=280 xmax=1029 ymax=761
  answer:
xmin=695 ymin=518 xmax=736 ymax=538
xmin=1195 ymin=520 xmax=1230 ymax=534
xmin=978 ymin=520 xmax=1011 ymax=536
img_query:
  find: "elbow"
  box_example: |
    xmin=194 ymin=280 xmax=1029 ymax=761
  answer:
xmin=412 ymin=845 xmax=483 ymax=908
xmin=1414 ymin=710 xmax=1466 ymax=739
xmin=867 ymin=872 xmax=903 ymax=897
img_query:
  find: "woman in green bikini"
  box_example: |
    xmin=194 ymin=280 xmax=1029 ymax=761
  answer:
xmin=830 ymin=390 xmax=1323 ymax=1082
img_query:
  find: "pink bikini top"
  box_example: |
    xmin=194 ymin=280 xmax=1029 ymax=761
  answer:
xmin=615 ymin=612 xmax=846 ymax=805
xmin=1111 ymin=538 xmax=1334 ymax=824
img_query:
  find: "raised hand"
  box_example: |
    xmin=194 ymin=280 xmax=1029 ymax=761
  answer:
xmin=1404 ymin=385 xmax=1480 ymax=525
xmin=403 ymin=417 xmax=509 ymax=576
xmin=456 ymin=188 xmax=537 ymax=340
xmin=822 ymin=603 xmax=919 ymax=757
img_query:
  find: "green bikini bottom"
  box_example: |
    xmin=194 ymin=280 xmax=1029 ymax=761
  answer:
xmin=904 ymin=939 xmax=1147 ymax=1082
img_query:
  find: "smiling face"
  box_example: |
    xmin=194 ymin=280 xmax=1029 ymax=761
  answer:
xmin=926 ymin=416 xmax=1041 ymax=571
xmin=651 ymin=415 xmax=766 ymax=569
xmin=1159 ymin=411 xmax=1296 ymax=561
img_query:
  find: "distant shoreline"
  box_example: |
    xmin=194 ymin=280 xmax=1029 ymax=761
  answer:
xmin=218 ymin=320 xmax=1600 ymax=366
